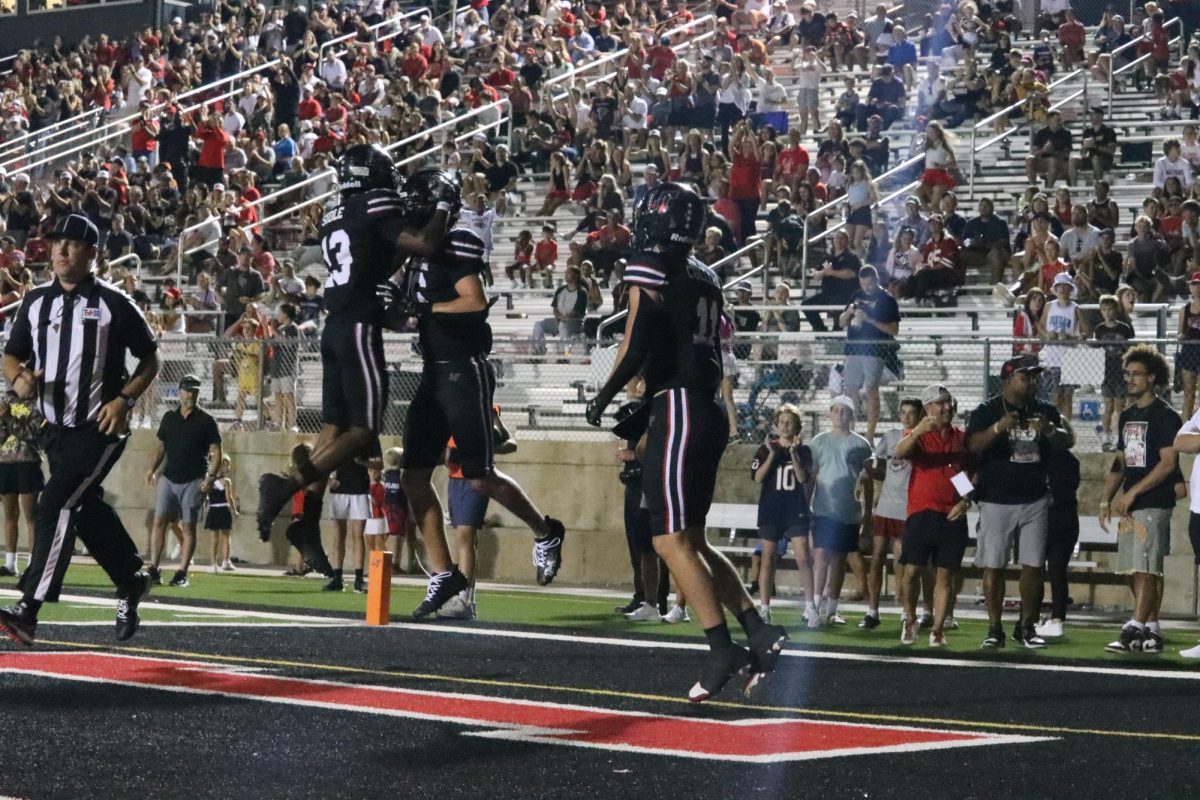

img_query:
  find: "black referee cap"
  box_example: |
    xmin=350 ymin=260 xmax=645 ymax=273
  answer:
xmin=179 ymin=374 xmax=202 ymax=392
xmin=46 ymin=214 xmax=100 ymax=247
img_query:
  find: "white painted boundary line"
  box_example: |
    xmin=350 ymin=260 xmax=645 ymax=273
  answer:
xmin=0 ymin=589 xmax=353 ymax=625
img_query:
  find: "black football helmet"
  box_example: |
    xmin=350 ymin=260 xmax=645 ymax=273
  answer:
xmin=337 ymin=144 xmax=396 ymax=196
xmin=631 ymin=182 xmax=707 ymax=251
xmin=397 ymin=168 xmax=462 ymax=226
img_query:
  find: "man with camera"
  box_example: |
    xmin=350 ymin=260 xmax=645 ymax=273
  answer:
xmin=838 ymin=265 xmax=899 ymax=443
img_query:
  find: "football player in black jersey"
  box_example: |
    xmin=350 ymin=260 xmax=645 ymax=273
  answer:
xmin=256 ymin=145 xmax=456 ymax=574
xmin=586 ymin=182 xmax=787 ymax=702
xmin=376 ymin=169 xmax=567 ymax=619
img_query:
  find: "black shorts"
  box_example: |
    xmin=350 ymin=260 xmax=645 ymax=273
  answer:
xmin=640 ymin=388 xmax=726 ymax=536
xmin=0 ymin=462 xmax=44 ymax=495
xmin=1189 ymin=512 xmax=1200 ymax=565
xmin=847 ymin=205 xmax=873 ymax=226
xmin=402 ymin=356 xmax=496 ymax=479
xmin=321 ymin=320 xmax=388 ymax=430
xmin=900 ymin=509 xmax=968 ymax=570
xmin=624 ymin=480 xmax=654 ymax=555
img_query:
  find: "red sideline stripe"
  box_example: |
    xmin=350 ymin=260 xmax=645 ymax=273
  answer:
xmin=0 ymin=652 xmax=1048 ymax=762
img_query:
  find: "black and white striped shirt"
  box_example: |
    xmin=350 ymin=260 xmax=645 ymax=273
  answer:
xmin=4 ymin=276 xmax=157 ymax=428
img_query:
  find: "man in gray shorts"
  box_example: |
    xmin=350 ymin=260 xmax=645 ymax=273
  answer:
xmin=838 ymin=265 xmax=900 ymax=442
xmin=145 ymin=374 xmax=223 ymax=587
xmin=966 ymin=355 xmax=1074 ymax=650
xmin=1100 ymin=345 xmax=1181 ymax=654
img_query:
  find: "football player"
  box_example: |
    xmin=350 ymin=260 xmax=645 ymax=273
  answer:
xmin=255 ymin=145 xmax=455 ymax=574
xmin=585 ymin=182 xmax=787 ymax=702
xmin=376 ymin=168 xmax=567 ymax=618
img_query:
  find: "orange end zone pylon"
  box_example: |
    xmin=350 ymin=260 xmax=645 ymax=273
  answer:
xmin=366 ymin=550 xmax=393 ymax=626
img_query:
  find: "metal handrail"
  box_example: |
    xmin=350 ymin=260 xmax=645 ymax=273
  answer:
xmin=1108 ymin=16 xmax=1182 ymax=107
xmin=0 ymin=57 xmax=284 ymax=170
xmin=596 ymin=234 xmax=766 ymax=338
xmin=106 ymin=252 xmax=143 ymax=283
xmin=317 ymin=7 xmax=430 ymax=64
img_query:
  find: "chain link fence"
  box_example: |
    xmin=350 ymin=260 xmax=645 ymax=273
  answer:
xmin=124 ymin=333 xmax=1190 ymax=451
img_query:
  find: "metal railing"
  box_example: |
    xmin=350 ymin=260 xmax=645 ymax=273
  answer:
xmin=0 ymin=57 xmax=284 ymax=172
xmin=316 ymin=7 xmax=430 ymax=64
xmin=1107 ymin=16 xmax=1183 ymax=108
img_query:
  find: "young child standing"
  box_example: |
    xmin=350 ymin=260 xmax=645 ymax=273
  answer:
xmin=1094 ymin=294 xmax=1135 ymax=451
xmin=204 ymin=455 xmax=239 ymax=572
xmin=365 ymin=464 xmax=388 ymax=560
xmin=381 ymin=447 xmax=417 ymax=573
xmin=1039 ymin=272 xmax=1082 ymax=418
xmin=326 ymin=460 xmax=371 ymax=593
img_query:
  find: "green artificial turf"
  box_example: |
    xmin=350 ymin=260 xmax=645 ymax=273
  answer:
xmin=7 ymin=566 xmax=1200 ymax=667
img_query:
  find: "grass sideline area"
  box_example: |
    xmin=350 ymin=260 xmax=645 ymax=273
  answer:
xmin=6 ymin=565 xmax=1200 ymax=667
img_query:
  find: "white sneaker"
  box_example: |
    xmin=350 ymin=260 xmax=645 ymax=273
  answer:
xmin=992 ymin=282 xmax=1016 ymax=307
xmin=1035 ymin=618 xmax=1064 ymax=638
xmin=827 ymin=613 xmax=846 ymax=626
xmin=625 ymin=602 xmax=662 ymax=623
xmin=1180 ymin=642 xmax=1200 ymax=659
xmin=221 ymin=561 xmax=236 ymax=572
xmin=661 ymin=604 xmax=690 ymax=624
xmin=804 ymin=607 xmax=822 ymax=629
xmin=758 ymin=605 xmax=773 ymax=624
xmin=209 ymin=563 xmax=219 ymax=574
xmin=943 ymin=616 xmax=959 ymax=630
xmin=436 ymin=595 xmax=474 ymax=619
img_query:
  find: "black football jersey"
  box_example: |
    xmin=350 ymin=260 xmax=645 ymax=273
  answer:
xmin=624 ymin=251 xmax=724 ymax=396
xmin=402 ymin=227 xmax=492 ymax=361
xmin=320 ymin=188 xmax=406 ymax=324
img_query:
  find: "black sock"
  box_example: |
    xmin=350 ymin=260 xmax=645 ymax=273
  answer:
xmin=354 ymin=569 xmax=364 ymax=583
xmin=736 ymin=607 xmax=764 ymax=637
xmin=21 ymin=597 xmax=41 ymax=616
xmin=704 ymin=622 xmax=734 ymax=651
xmin=332 ymin=569 xmax=343 ymax=580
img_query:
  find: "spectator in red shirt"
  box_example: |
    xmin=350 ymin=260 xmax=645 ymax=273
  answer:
xmin=775 ymin=127 xmax=810 ymax=197
xmin=1057 ymin=10 xmax=1086 ymax=68
xmin=401 ymin=42 xmax=429 ymax=81
xmin=908 ymin=215 xmax=963 ymax=301
xmin=485 ymin=57 xmax=516 ymax=93
xmin=893 ymin=384 xmax=973 ymax=646
xmin=194 ymin=112 xmax=229 ymax=187
xmin=729 ymin=121 xmax=763 ymax=243
xmin=95 ymin=34 xmax=117 ymax=67
xmin=297 ymin=87 xmax=324 ymax=121
xmin=130 ymin=103 xmax=159 ymax=164
xmin=646 ymin=37 xmax=677 ymax=82
xmin=575 ymin=209 xmax=632 ymax=283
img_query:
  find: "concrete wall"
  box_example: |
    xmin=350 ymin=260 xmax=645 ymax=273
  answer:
xmin=102 ymin=432 xmax=1200 ymax=615
xmin=1 ymin=1 xmax=157 ymax=57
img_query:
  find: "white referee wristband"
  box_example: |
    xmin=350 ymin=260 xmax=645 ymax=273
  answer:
xmin=436 ymin=201 xmax=454 ymax=213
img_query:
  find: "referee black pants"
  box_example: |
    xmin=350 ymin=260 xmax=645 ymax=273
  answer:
xmin=18 ymin=425 xmax=143 ymax=610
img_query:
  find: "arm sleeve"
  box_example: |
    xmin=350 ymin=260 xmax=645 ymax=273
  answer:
xmin=3 ymin=296 xmax=33 ymax=361
xmin=118 ymin=296 xmax=159 ymax=361
xmin=750 ymin=444 xmax=768 ymax=477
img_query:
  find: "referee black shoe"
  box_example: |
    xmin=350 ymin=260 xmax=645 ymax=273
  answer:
xmin=0 ymin=601 xmax=37 ymax=646
xmin=115 ymin=572 xmax=152 ymax=642
xmin=412 ymin=568 xmax=469 ymax=619
xmin=687 ymin=645 xmax=754 ymax=703
xmin=533 ymin=517 xmax=566 ymax=586
xmin=257 ymin=472 xmax=298 ymax=541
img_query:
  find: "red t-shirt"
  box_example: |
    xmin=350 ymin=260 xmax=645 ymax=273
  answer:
xmin=196 ymin=125 xmax=228 ymax=169
xmin=534 ymin=239 xmax=558 ymax=266
xmin=131 ymin=119 xmax=157 ymax=151
xmin=777 ymin=145 xmax=809 ymax=177
xmin=907 ymin=427 xmax=972 ymax=516
xmin=369 ymin=482 xmax=385 ymax=518
xmin=1057 ymin=20 xmax=1085 ymax=49
xmin=646 ymin=46 xmax=676 ymax=81
xmin=402 ymin=53 xmax=428 ymax=80
xmin=1038 ymin=258 xmax=1069 ymax=293
xmin=729 ymin=153 xmax=762 ymax=200
xmin=298 ymin=98 xmax=324 ymax=120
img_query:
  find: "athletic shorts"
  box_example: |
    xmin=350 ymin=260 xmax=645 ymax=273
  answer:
xmin=639 ymin=388 xmax=726 ymax=536
xmin=0 ymin=462 xmax=44 ymax=495
xmin=1117 ymin=507 xmax=1172 ymax=576
xmin=365 ymin=517 xmax=388 ymax=536
xmin=273 ymin=374 xmax=296 ymax=394
xmin=155 ymin=477 xmax=204 ymax=524
xmin=1189 ymin=512 xmax=1200 ymax=565
xmin=403 ymin=356 xmax=496 ymax=479
xmin=327 ymin=493 xmax=371 ymax=521
xmin=759 ymin=518 xmax=809 ymax=544
xmin=975 ymin=495 xmax=1050 ymax=569
xmin=448 ymin=476 xmax=490 ymax=528
xmin=383 ymin=503 xmax=408 ymax=536
xmin=873 ymin=515 xmax=905 ymax=540
xmin=843 ymin=354 xmax=885 ymax=392
xmin=847 ymin=205 xmax=873 ymax=227
xmin=811 ymin=515 xmax=859 ymax=553
xmin=321 ymin=319 xmax=388 ymax=430
xmin=900 ymin=510 xmax=968 ymax=570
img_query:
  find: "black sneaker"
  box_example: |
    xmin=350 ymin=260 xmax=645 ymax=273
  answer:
xmin=981 ymin=624 xmax=1006 ymax=649
xmin=286 ymin=511 xmax=334 ymax=577
xmin=615 ymin=596 xmax=643 ymax=615
xmin=0 ymin=601 xmax=36 ymax=645
xmin=322 ymin=575 xmax=344 ymax=592
xmin=1019 ymin=622 xmax=1047 ymax=650
xmin=858 ymin=613 xmax=881 ymax=629
xmin=116 ymin=572 xmax=152 ymax=642
xmin=412 ymin=568 xmax=469 ymax=619
xmin=687 ymin=645 xmax=754 ymax=703
xmin=533 ymin=517 xmax=565 ymax=586
xmin=168 ymin=570 xmax=189 ymax=588
xmin=747 ymin=623 xmax=789 ymax=674
xmin=146 ymin=566 xmax=162 ymax=586
xmin=1142 ymin=629 xmax=1164 ymax=654
xmin=1106 ymin=624 xmax=1144 ymax=653
xmin=257 ymin=472 xmax=298 ymax=542
xmin=918 ymin=613 xmax=935 ymax=630
xmin=0 ymin=565 xmax=16 ymax=578
xmin=353 ymin=577 xmax=367 ymax=594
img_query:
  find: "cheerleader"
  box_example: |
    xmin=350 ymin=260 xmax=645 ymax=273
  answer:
xmin=204 ymin=456 xmax=239 ymax=572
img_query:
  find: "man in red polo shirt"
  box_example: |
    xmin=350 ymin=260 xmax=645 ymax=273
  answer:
xmin=894 ymin=384 xmax=973 ymax=647
xmin=194 ymin=111 xmax=229 ymax=187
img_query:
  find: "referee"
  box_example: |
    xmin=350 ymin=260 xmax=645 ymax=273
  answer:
xmin=0 ymin=213 xmax=160 ymax=646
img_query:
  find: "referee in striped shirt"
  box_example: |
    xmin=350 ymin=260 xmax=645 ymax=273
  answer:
xmin=0 ymin=214 xmax=160 ymax=646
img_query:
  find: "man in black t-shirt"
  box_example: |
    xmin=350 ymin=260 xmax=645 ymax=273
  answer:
xmin=803 ymin=230 xmax=861 ymax=332
xmin=1069 ymin=107 xmax=1119 ymax=185
xmin=730 ymin=281 xmax=761 ymax=361
xmin=1025 ymin=111 xmax=1073 ymax=188
xmin=145 ymin=374 xmax=222 ymax=588
xmin=966 ymin=354 xmax=1074 ymax=649
xmin=1100 ymin=345 xmax=1181 ymax=654
xmin=838 ymin=266 xmax=900 ymax=441
xmin=588 ymin=81 xmax=621 ymax=142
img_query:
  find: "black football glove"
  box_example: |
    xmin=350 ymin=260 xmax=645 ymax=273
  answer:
xmin=585 ymin=396 xmax=608 ymax=428
xmin=375 ymin=281 xmax=428 ymax=329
